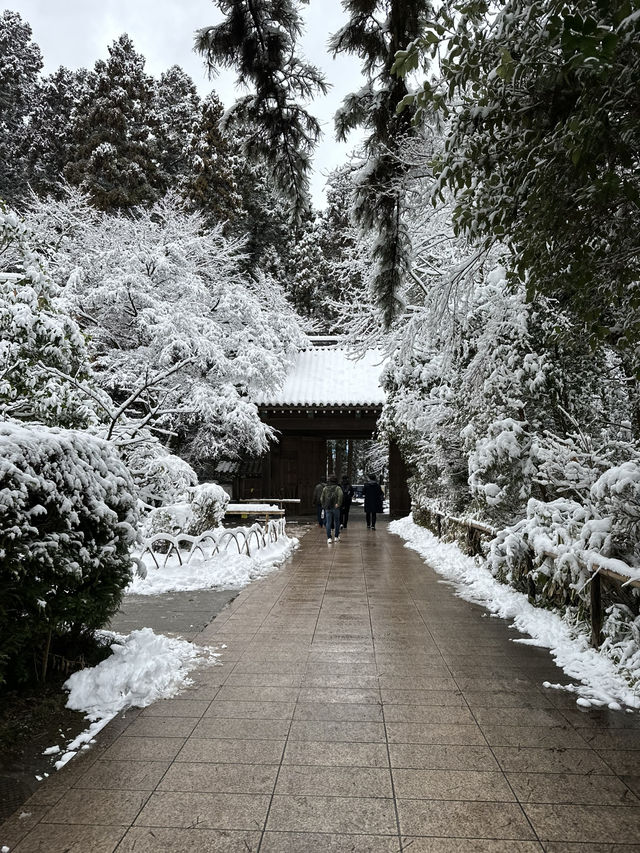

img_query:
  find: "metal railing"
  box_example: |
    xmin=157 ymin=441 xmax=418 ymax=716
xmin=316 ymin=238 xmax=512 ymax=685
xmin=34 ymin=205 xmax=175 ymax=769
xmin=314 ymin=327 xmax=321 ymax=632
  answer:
xmin=134 ymin=518 xmax=288 ymax=571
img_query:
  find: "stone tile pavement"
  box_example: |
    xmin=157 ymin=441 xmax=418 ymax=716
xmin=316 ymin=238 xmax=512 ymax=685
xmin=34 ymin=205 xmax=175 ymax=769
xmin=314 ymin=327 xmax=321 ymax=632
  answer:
xmin=3 ymin=516 xmax=640 ymax=852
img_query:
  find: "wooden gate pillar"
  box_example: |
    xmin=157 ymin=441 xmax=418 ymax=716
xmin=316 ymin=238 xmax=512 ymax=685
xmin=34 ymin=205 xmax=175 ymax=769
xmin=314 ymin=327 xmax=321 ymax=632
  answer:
xmin=388 ymin=440 xmax=411 ymax=517
xmin=262 ymin=450 xmax=272 ymax=497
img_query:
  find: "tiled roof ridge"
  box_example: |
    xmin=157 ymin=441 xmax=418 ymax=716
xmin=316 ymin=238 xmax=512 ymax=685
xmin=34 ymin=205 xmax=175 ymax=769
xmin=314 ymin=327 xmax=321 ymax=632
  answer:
xmin=256 ymin=347 xmax=386 ymax=407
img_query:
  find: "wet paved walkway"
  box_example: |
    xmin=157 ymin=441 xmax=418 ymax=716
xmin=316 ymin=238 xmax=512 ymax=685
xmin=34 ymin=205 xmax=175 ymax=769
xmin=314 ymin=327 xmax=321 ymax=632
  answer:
xmin=3 ymin=516 xmax=640 ymax=852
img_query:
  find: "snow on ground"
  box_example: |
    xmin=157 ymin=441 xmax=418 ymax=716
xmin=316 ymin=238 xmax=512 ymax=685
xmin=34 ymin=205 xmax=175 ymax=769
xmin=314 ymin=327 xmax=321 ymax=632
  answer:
xmin=52 ymin=628 xmax=218 ymax=771
xmin=128 ymin=532 xmax=298 ymax=595
xmin=47 ymin=527 xmax=298 ymax=771
xmin=390 ymin=515 xmax=640 ymax=710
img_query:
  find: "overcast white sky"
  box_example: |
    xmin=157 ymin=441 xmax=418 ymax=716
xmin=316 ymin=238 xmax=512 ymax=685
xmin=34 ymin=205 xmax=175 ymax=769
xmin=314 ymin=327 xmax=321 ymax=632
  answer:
xmin=8 ymin=0 xmax=366 ymax=207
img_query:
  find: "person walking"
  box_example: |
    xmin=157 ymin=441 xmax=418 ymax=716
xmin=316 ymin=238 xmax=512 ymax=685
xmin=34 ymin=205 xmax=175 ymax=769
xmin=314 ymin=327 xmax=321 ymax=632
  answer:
xmin=340 ymin=475 xmax=354 ymax=529
xmin=363 ymin=473 xmax=384 ymax=530
xmin=313 ymin=478 xmax=326 ymax=527
xmin=321 ymin=474 xmax=343 ymax=545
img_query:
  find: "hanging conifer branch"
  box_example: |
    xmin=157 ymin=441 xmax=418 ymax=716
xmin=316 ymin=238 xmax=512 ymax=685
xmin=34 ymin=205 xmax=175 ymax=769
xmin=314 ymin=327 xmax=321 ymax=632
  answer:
xmin=195 ymin=0 xmax=327 ymax=224
xmin=329 ymin=0 xmax=433 ymax=327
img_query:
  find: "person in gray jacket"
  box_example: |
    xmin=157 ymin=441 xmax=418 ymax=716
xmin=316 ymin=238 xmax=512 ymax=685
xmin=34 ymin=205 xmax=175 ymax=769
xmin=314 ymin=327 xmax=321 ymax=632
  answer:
xmin=321 ymin=475 xmax=343 ymax=545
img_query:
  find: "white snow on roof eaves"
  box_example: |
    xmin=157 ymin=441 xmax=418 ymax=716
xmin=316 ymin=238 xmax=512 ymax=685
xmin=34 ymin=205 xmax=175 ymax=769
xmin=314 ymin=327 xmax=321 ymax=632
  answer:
xmin=256 ymin=348 xmax=386 ymax=407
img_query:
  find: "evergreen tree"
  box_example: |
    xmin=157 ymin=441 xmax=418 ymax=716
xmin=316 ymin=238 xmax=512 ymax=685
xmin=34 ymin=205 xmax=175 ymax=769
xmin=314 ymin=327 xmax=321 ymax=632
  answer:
xmin=180 ymin=91 xmax=241 ymax=230
xmin=329 ymin=0 xmax=433 ymax=327
xmin=153 ymin=65 xmax=201 ymax=192
xmin=284 ymin=167 xmax=368 ymax=329
xmin=229 ymin=138 xmax=296 ymax=272
xmin=64 ymin=34 xmax=162 ymax=210
xmin=24 ymin=66 xmax=87 ymax=199
xmin=195 ymin=0 xmax=327 ymax=223
xmin=0 ymin=11 xmax=43 ymax=206
xmin=285 ymin=215 xmax=327 ymax=319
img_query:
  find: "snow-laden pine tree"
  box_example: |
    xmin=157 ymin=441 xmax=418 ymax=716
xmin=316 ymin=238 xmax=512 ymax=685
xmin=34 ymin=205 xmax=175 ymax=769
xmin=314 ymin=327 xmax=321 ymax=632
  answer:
xmin=152 ymin=65 xmax=202 ymax=195
xmin=228 ymin=129 xmax=298 ymax=273
xmin=329 ymin=0 xmax=434 ymax=327
xmin=0 ymin=11 xmax=43 ymax=207
xmin=23 ymin=66 xmax=87 ymax=199
xmin=64 ymin=34 xmax=162 ymax=210
xmin=282 ymin=166 xmax=370 ymax=331
xmin=195 ymin=0 xmax=327 ymax=223
xmin=180 ymin=91 xmax=242 ymax=231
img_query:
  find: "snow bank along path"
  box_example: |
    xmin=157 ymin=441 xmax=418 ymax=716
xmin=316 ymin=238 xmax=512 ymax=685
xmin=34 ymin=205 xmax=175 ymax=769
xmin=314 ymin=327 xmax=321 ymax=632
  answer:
xmin=390 ymin=515 xmax=640 ymax=711
xmin=48 ymin=525 xmax=299 ymax=772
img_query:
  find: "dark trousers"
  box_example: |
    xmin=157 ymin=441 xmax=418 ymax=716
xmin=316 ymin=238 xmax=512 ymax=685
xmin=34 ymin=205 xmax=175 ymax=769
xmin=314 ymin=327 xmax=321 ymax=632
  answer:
xmin=366 ymin=511 xmax=377 ymax=529
xmin=316 ymin=504 xmax=324 ymax=526
xmin=325 ymin=507 xmax=341 ymax=539
xmin=340 ymin=502 xmax=351 ymax=528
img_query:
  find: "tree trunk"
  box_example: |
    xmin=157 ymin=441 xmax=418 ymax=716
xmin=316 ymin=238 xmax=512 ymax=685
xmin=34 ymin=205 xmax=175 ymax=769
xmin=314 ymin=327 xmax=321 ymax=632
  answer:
xmin=335 ymin=440 xmax=345 ymax=480
xmin=346 ymin=439 xmax=354 ymax=481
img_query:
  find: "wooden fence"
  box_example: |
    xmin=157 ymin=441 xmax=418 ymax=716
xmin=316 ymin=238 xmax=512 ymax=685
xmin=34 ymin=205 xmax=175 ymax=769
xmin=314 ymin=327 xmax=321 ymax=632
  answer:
xmin=423 ymin=507 xmax=640 ymax=649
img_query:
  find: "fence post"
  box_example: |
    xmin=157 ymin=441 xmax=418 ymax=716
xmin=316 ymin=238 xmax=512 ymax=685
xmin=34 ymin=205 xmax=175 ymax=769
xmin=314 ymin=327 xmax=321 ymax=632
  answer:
xmin=590 ymin=571 xmax=602 ymax=648
xmin=524 ymin=550 xmax=536 ymax=602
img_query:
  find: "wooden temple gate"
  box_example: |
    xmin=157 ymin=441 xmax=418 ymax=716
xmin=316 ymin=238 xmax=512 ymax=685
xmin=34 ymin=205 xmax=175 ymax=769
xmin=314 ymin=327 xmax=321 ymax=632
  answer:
xmin=249 ymin=345 xmax=411 ymax=516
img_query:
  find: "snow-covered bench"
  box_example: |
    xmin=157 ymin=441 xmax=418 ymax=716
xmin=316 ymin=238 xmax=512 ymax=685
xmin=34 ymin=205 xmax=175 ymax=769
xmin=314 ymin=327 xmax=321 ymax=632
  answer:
xmin=237 ymin=497 xmax=301 ymax=512
xmin=224 ymin=502 xmax=285 ymax=524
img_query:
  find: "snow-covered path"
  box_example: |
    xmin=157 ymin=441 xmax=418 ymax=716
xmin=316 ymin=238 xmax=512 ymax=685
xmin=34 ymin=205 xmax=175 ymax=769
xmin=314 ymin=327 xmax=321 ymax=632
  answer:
xmin=3 ymin=515 xmax=640 ymax=851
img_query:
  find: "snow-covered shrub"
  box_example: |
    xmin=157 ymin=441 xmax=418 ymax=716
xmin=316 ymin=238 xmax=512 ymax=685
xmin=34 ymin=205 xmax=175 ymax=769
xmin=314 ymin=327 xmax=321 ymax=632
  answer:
xmin=489 ymin=498 xmax=592 ymax=605
xmin=143 ymin=482 xmax=229 ymax=539
xmin=188 ymin=483 xmax=230 ymax=533
xmin=600 ymin=604 xmax=640 ymax=680
xmin=117 ymin=433 xmax=198 ymax=507
xmin=465 ymin=417 xmax=535 ymax=520
xmin=591 ymin=462 xmax=640 ymax=564
xmin=0 ymin=421 xmax=139 ymax=685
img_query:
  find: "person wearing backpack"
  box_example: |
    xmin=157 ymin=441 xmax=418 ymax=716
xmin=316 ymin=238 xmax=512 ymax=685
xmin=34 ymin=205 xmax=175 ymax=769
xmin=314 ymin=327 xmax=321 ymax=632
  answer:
xmin=321 ymin=474 xmax=343 ymax=545
xmin=340 ymin=475 xmax=355 ymax=529
xmin=312 ymin=478 xmax=326 ymax=527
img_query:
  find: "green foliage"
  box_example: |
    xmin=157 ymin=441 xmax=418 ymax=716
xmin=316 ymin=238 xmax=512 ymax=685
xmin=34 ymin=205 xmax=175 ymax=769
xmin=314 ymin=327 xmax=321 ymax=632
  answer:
xmin=330 ymin=0 xmax=434 ymax=326
xmin=398 ymin=0 xmax=640 ymax=362
xmin=0 ymin=423 xmax=139 ymax=686
xmin=196 ymin=0 xmax=327 ymax=223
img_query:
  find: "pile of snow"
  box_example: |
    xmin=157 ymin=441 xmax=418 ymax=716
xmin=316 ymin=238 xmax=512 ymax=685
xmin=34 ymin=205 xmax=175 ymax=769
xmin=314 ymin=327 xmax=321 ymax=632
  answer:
xmin=54 ymin=628 xmax=217 ymax=770
xmin=129 ymin=531 xmax=297 ymax=596
xmin=390 ymin=515 xmax=640 ymax=710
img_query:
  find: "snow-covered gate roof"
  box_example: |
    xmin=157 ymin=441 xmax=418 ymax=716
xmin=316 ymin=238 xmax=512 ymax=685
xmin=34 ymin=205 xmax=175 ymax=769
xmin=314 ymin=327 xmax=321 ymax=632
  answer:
xmin=256 ymin=348 xmax=386 ymax=407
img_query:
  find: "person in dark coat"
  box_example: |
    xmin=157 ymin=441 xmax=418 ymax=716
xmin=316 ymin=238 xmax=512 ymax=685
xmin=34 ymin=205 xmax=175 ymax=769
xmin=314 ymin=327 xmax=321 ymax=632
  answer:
xmin=312 ymin=479 xmax=326 ymax=527
xmin=363 ymin=473 xmax=384 ymax=530
xmin=340 ymin=475 xmax=354 ymax=529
